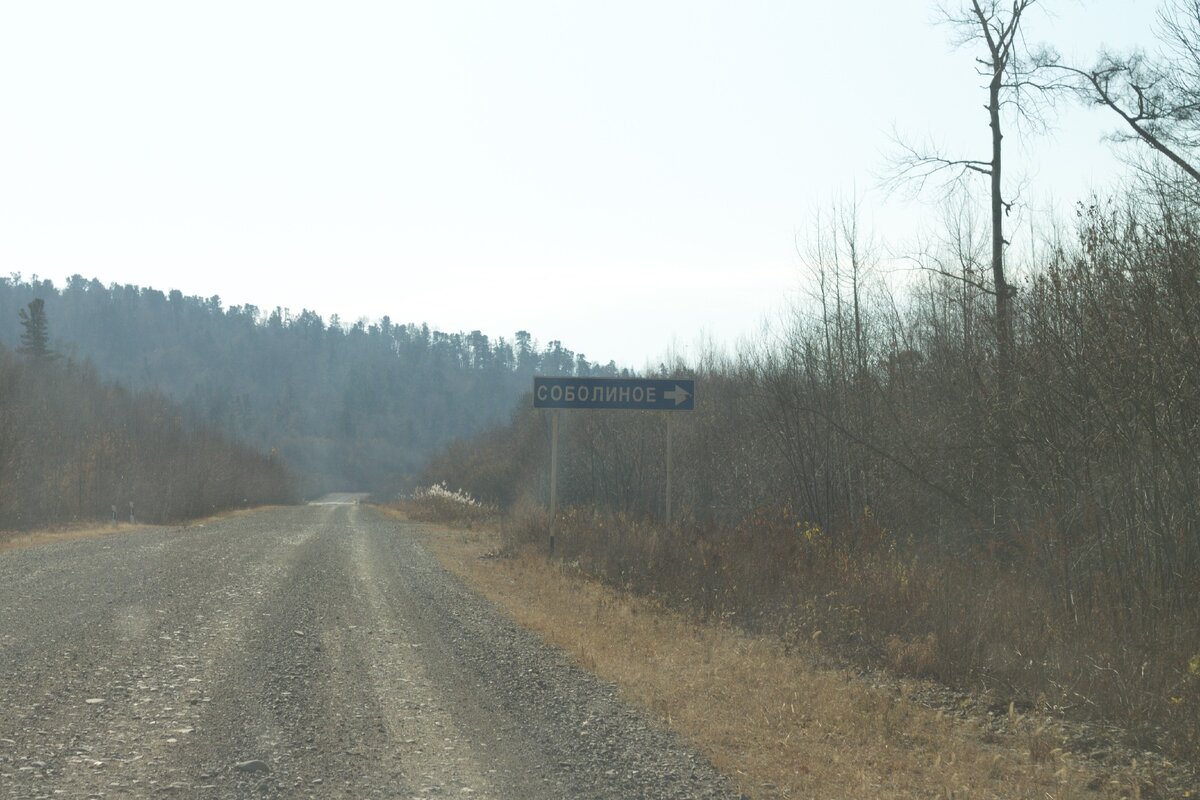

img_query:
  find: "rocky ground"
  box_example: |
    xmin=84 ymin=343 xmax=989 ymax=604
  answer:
xmin=0 ymin=501 xmax=739 ymax=799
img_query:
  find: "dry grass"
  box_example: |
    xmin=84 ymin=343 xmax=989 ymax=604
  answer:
xmin=404 ymin=517 xmax=1182 ymax=800
xmin=530 ymin=507 xmax=1200 ymax=765
xmin=384 ymin=492 xmax=498 ymax=529
xmin=0 ymin=522 xmax=155 ymax=553
xmin=0 ymin=506 xmax=274 ymax=554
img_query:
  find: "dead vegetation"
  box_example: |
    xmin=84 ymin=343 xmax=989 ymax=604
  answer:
xmin=0 ymin=521 xmax=153 ymax=553
xmin=410 ymin=520 xmax=1194 ymax=800
xmin=508 ymin=505 xmax=1200 ymax=768
xmin=0 ymin=506 xmax=274 ymax=554
xmin=387 ymin=483 xmax=499 ymax=529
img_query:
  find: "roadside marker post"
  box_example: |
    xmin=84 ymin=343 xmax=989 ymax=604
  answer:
xmin=533 ymin=376 xmax=695 ymax=554
xmin=549 ymin=408 xmax=559 ymax=555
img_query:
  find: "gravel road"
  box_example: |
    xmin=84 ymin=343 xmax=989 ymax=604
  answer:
xmin=0 ymin=501 xmax=740 ymax=799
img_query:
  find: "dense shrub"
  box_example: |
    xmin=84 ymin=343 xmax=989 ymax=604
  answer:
xmin=398 ymin=483 xmax=498 ymax=528
xmin=424 ymin=195 xmax=1200 ymax=758
xmin=0 ymin=345 xmax=297 ymax=530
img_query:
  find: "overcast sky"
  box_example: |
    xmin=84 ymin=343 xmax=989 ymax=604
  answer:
xmin=0 ymin=1 xmax=1161 ymax=367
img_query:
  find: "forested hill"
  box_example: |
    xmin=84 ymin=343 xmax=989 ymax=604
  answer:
xmin=0 ymin=343 xmax=296 ymax=530
xmin=0 ymin=275 xmax=616 ymax=496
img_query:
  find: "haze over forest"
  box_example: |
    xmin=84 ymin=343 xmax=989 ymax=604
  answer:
xmin=0 ymin=274 xmax=615 ymax=500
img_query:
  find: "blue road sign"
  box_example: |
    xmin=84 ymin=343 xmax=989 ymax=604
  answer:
xmin=533 ymin=377 xmax=695 ymax=411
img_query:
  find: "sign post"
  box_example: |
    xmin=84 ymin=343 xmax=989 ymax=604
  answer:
xmin=665 ymin=412 xmax=673 ymax=529
xmin=549 ymin=408 xmax=559 ymax=555
xmin=534 ymin=376 xmax=695 ymax=551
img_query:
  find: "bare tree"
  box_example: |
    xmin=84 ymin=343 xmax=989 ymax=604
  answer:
xmin=1058 ymin=1 xmax=1200 ymax=192
xmin=888 ymin=1 xmax=1061 ymax=523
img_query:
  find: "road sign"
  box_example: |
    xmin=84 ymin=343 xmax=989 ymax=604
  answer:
xmin=535 ymin=375 xmax=696 ymax=548
xmin=533 ymin=377 xmax=695 ymax=411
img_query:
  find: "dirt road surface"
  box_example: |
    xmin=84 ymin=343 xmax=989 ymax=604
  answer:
xmin=0 ymin=502 xmax=738 ymax=799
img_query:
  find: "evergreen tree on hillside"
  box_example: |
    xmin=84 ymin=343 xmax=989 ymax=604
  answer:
xmin=17 ymin=298 xmax=54 ymax=360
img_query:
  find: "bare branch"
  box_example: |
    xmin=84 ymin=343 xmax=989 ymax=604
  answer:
xmin=894 ymin=254 xmax=999 ymax=295
xmin=1053 ymin=60 xmax=1200 ymax=185
xmin=881 ymin=128 xmax=993 ymax=199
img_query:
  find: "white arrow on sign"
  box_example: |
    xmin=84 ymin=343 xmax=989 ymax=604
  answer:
xmin=664 ymin=385 xmax=691 ymax=406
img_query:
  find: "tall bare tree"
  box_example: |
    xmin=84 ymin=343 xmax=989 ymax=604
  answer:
xmin=888 ymin=0 xmax=1058 ymax=523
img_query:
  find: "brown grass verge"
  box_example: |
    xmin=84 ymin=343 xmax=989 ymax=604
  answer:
xmin=0 ymin=506 xmax=276 ymax=554
xmin=385 ymin=511 xmax=1190 ymax=800
xmin=524 ymin=507 xmax=1200 ymax=766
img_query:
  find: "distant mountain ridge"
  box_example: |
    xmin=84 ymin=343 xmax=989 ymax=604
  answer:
xmin=0 ymin=274 xmax=617 ymax=496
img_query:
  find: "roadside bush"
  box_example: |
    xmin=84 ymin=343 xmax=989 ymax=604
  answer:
xmin=400 ymin=483 xmax=498 ymax=528
xmin=546 ymin=505 xmax=1200 ymax=758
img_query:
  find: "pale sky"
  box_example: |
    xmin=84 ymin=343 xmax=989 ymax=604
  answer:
xmin=0 ymin=1 xmax=1161 ymax=367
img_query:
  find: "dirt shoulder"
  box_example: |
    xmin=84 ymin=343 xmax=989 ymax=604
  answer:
xmin=392 ymin=511 xmax=1193 ymax=800
xmin=0 ymin=506 xmax=278 ymax=554
xmin=0 ymin=521 xmax=155 ymax=553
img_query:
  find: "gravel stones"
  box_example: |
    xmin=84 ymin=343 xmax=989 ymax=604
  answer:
xmin=0 ymin=505 xmax=740 ymax=799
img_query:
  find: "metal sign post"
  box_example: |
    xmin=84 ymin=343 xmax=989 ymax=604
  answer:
xmin=665 ymin=412 xmax=673 ymax=529
xmin=534 ymin=376 xmax=695 ymax=550
xmin=549 ymin=408 xmax=559 ymax=555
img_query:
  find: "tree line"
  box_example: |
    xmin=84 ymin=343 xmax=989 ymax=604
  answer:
xmin=0 ymin=340 xmax=296 ymax=531
xmin=0 ymin=277 xmax=613 ymax=497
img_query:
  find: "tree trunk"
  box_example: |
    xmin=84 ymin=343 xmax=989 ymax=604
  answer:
xmin=988 ymin=68 xmax=1015 ymax=526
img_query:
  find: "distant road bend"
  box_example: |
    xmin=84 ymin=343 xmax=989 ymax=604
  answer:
xmin=0 ymin=502 xmax=736 ymax=799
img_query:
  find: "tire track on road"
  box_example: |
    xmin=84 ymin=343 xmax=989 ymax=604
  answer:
xmin=2 ymin=503 xmax=740 ymax=800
